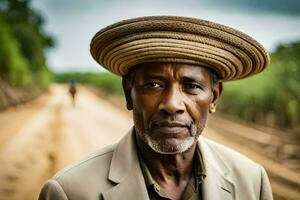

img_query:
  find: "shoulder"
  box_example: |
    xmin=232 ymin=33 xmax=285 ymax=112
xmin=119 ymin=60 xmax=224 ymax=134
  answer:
xmin=54 ymin=144 xmax=115 ymax=181
xmin=44 ymin=144 xmax=117 ymax=199
xmin=200 ymin=137 xmax=265 ymax=184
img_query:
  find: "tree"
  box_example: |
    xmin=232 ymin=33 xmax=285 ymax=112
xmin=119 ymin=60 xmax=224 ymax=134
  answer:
xmin=0 ymin=0 xmax=54 ymax=89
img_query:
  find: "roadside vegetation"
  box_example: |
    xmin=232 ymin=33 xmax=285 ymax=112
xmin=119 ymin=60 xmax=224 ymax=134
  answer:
xmin=0 ymin=0 xmax=53 ymax=109
xmin=0 ymin=0 xmax=54 ymax=89
xmin=219 ymin=41 xmax=300 ymax=132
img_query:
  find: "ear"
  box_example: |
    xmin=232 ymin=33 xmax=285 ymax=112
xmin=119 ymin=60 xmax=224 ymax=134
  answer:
xmin=122 ymin=77 xmax=133 ymax=110
xmin=209 ymin=81 xmax=223 ymax=114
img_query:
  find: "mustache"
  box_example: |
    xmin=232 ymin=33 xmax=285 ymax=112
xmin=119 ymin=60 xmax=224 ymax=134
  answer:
xmin=149 ymin=116 xmax=192 ymax=130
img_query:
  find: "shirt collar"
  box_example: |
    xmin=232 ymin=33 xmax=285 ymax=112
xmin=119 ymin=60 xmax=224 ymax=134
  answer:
xmin=138 ymin=145 xmax=206 ymax=193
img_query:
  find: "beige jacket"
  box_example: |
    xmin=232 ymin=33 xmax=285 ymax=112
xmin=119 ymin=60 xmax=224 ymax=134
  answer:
xmin=39 ymin=129 xmax=273 ymax=200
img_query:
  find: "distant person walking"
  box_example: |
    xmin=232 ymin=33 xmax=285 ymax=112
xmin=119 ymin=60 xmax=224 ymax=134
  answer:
xmin=68 ymin=80 xmax=77 ymax=106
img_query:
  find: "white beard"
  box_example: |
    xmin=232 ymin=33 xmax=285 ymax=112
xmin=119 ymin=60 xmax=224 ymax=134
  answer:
xmin=144 ymin=134 xmax=197 ymax=154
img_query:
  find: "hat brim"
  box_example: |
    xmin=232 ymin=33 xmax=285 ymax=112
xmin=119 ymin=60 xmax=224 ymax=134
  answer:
xmin=90 ymin=16 xmax=269 ymax=81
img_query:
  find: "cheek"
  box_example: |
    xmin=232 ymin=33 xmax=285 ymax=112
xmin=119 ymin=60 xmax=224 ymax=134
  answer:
xmin=132 ymin=91 xmax=160 ymax=128
xmin=185 ymin=94 xmax=211 ymax=125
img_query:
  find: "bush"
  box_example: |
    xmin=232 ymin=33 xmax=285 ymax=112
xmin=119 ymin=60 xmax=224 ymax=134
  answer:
xmin=35 ymin=67 xmax=53 ymax=90
xmin=0 ymin=14 xmax=33 ymax=87
xmin=219 ymin=41 xmax=300 ymax=130
xmin=0 ymin=0 xmax=54 ymax=89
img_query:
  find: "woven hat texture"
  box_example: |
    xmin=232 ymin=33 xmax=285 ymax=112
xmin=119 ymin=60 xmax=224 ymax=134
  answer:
xmin=90 ymin=16 xmax=269 ymax=80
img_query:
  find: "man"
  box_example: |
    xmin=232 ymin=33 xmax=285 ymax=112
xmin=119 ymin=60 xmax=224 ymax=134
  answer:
xmin=39 ymin=16 xmax=273 ymax=200
xmin=68 ymin=80 xmax=77 ymax=106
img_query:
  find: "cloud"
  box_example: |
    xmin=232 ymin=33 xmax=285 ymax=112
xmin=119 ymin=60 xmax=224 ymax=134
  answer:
xmin=199 ymin=0 xmax=300 ymax=15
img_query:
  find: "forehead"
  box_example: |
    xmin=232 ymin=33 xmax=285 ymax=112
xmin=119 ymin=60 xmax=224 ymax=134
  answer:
xmin=129 ymin=62 xmax=211 ymax=80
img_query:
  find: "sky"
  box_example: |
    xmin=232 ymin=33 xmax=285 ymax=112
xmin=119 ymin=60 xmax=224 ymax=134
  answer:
xmin=31 ymin=0 xmax=300 ymax=73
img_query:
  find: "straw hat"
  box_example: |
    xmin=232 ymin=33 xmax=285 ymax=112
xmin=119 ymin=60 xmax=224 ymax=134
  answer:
xmin=90 ymin=16 xmax=269 ymax=81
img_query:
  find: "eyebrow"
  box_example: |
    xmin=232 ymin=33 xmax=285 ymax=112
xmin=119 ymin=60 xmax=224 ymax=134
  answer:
xmin=142 ymin=74 xmax=167 ymax=81
xmin=180 ymin=76 xmax=205 ymax=84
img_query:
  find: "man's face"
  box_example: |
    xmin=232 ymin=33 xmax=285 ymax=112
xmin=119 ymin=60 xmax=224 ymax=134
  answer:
xmin=123 ymin=63 xmax=222 ymax=154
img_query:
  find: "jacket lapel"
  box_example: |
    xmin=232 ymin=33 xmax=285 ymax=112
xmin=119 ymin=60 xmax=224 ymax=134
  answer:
xmin=199 ymin=137 xmax=235 ymax=200
xmin=102 ymin=128 xmax=149 ymax=200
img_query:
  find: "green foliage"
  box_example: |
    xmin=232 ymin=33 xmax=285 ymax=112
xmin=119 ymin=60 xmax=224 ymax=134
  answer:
xmin=35 ymin=67 xmax=53 ymax=90
xmin=11 ymin=23 xmax=46 ymax=71
xmin=219 ymin=41 xmax=300 ymax=129
xmin=0 ymin=0 xmax=54 ymax=89
xmin=0 ymin=14 xmax=33 ymax=87
xmin=55 ymin=72 xmax=123 ymax=96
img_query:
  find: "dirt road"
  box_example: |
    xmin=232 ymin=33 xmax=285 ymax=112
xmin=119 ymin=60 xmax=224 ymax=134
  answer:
xmin=0 ymin=85 xmax=132 ymax=200
xmin=0 ymin=85 xmax=299 ymax=200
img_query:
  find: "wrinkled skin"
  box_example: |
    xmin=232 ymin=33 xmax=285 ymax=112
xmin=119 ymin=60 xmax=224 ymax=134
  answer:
xmin=123 ymin=62 xmax=223 ymax=154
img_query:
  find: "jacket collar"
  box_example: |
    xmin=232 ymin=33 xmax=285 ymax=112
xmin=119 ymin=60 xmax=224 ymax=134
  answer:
xmin=102 ymin=128 xmax=149 ymax=200
xmin=198 ymin=135 xmax=235 ymax=200
xmin=102 ymin=129 xmax=235 ymax=200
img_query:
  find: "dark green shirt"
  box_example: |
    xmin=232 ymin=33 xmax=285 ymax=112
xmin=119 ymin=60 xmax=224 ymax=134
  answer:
xmin=139 ymin=148 xmax=206 ymax=200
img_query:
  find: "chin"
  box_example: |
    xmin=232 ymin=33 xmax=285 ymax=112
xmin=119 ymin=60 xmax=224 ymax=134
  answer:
xmin=145 ymin=135 xmax=197 ymax=154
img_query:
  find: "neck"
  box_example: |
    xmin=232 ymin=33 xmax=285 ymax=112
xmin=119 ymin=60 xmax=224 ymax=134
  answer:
xmin=136 ymin=133 xmax=197 ymax=185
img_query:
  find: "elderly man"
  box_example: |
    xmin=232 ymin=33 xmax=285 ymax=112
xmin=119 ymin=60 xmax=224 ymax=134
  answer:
xmin=39 ymin=16 xmax=273 ymax=200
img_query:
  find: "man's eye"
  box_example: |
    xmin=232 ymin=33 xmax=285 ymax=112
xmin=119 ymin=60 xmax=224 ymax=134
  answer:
xmin=143 ymin=82 xmax=161 ymax=89
xmin=184 ymin=83 xmax=202 ymax=90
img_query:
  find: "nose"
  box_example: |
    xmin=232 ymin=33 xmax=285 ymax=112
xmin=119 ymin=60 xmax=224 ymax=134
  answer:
xmin=158 ymin=85 xmax=185 ymax=115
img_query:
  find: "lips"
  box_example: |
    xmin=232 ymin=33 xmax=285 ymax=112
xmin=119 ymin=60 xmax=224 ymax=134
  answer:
xmin=150 ymin=121 xmax=189 ymax=136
